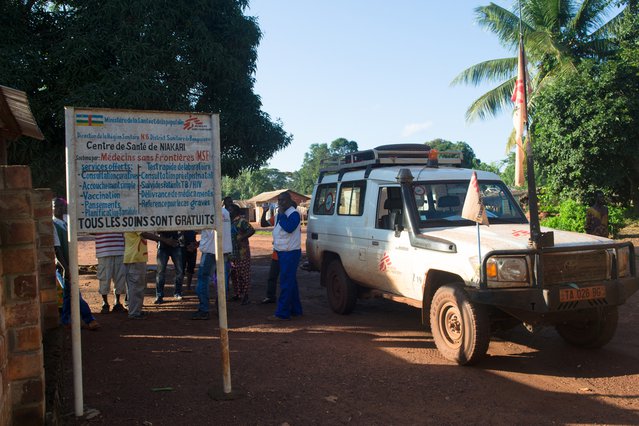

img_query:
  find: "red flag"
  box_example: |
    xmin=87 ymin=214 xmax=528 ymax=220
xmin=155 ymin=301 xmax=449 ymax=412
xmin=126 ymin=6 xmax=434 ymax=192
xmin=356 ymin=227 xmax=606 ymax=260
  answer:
xmin=462 ymin=171 xmax=489 ymax=226
xmin=512 ymin=37 xmax=528 ymax=187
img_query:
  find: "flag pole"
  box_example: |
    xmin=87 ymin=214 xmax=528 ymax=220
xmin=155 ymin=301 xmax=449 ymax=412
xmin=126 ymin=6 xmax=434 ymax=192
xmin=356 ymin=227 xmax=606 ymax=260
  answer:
xmin=518 ymin=1 xmax=541 ymax=247
xmin=461 ymin=170 xmax=488 ymax=263
xmin=476 ymin=222 xmax=482 ymax=262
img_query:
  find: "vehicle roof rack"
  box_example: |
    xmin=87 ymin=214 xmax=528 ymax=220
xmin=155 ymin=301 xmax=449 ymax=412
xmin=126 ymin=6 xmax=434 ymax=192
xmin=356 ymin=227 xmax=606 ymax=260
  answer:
xmin=318 ymin=144 xmax=462 ymax=182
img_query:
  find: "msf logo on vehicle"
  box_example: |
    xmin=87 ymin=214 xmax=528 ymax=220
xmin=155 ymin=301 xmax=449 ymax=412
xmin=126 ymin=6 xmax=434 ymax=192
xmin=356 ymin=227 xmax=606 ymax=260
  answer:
xmin=379 ymin=252 xmax=392 ymax=272
xmin=183 ymin=116 xmax=208 ymax=130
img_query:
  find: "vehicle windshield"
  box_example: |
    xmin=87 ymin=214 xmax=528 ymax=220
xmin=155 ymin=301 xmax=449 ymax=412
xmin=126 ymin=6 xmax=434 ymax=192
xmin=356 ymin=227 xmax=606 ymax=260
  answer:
xmin=412 ymin=180 xmax=527 ymax=228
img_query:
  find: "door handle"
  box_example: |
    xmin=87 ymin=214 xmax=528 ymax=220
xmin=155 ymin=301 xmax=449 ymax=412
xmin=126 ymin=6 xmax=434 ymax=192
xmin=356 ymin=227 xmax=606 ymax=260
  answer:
xmin=372 ymin=241 xmax=379 ymax=246
xmin=311 ymin=233 xmax=318 ymax=240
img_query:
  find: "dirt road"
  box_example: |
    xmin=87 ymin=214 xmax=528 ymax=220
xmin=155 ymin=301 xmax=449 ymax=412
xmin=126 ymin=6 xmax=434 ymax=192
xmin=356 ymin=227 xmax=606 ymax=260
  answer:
xmin=62 ymin=231 xmax=639 ymax=425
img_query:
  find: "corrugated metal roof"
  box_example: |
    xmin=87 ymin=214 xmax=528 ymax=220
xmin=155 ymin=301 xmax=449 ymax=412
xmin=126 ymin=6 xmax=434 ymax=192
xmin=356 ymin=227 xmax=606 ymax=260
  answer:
xmin=0 ymin=85 xmax=44 ymax=140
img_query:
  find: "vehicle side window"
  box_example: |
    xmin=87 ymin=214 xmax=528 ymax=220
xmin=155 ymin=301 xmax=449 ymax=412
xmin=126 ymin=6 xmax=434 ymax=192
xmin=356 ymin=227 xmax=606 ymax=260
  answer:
xmin=313 ymin=183 xmax=337 ymax=215
xmin=376 ymin=186 xmax=403 ymax=229
xmin=338 ymin=181 xmax=366 ymax=216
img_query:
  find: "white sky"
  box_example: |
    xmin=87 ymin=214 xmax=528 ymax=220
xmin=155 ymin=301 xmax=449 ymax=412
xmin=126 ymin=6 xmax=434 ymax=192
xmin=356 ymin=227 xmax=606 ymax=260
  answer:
xmin=248 ymin=1 xmax=517 ymax=172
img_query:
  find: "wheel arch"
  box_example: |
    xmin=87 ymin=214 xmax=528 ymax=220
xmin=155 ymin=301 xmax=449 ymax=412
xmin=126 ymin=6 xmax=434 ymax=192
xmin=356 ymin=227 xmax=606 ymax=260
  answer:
xmin=320 ymin=251 xmax=341 ymax=287
xmin=421 ymin=269 xmax=466 ymax=326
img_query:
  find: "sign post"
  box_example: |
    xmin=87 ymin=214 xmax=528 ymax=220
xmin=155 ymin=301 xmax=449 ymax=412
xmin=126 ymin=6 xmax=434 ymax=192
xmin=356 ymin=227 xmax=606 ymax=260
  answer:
xmin=64 ymin=107 xmax=228 ymax=415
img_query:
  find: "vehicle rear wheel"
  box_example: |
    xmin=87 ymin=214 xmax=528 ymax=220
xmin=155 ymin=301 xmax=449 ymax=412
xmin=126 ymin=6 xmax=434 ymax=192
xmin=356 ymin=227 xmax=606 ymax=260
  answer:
xmin=555 ymin=306 xmax=618 ymax=348
xmin=430 ymin=284 xmax=490 ymax=365
xmin=325 ymin=259 xmax=357 ymax=314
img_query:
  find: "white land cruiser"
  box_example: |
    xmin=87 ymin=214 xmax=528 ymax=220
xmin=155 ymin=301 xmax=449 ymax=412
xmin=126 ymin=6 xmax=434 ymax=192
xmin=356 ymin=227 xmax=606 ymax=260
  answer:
xmin=306 ymin=144 xmax=638 ymax=365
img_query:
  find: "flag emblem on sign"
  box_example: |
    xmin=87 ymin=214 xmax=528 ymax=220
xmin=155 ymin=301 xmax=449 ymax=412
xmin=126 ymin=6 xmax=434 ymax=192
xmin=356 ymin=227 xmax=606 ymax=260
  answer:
xmin=76 ymin=114 xmax=104 ymax=126
xmin=183 ymin=116 xmax=203 ymax=130
xmin=461 ymin=171 xmax=489 ymax=226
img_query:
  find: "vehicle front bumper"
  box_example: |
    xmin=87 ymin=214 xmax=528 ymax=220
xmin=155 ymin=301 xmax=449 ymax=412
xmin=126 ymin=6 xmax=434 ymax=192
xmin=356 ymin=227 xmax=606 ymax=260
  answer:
xmin=467 ymin=276 xmax=639 ymax=324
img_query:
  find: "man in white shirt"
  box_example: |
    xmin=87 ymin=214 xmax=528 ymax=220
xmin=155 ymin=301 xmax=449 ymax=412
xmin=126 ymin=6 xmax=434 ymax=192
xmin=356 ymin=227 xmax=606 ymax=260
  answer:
xmin=192 ymin=207 xmax=232 ymax=320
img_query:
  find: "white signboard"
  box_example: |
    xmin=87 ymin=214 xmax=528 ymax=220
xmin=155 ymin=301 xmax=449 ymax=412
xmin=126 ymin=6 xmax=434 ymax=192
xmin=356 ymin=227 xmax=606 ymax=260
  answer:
xmin=65 ymin=107 xmax=219 ymax=233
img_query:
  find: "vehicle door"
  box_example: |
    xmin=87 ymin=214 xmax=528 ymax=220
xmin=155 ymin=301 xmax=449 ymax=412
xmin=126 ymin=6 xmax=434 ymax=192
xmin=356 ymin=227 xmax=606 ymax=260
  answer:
xmin=367 ymin=186 xmax=414 ymax=294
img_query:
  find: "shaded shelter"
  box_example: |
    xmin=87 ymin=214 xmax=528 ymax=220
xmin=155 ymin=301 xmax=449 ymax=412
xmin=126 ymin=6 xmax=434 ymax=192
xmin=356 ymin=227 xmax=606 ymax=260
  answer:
xmin=247 ymin=189 xmax=310 ymax=223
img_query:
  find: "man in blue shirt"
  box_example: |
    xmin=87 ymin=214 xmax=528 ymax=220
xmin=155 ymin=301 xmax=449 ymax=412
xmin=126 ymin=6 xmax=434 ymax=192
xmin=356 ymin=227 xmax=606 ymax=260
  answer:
xmin=267 ymin=192 xmax=302 ymax=321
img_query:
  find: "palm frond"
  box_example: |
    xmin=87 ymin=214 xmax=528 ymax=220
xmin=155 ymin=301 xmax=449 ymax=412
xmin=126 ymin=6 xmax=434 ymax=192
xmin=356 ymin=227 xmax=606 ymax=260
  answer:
xmin=582 ymin=37 xmax=618 ymax=58
xmin=572 ymin=0 xmax=616 ymax=36
xmin=525 ymin=0 xmax=570 ymax=34
xmin=465 ymin=77 xmax=516 ymax=122
xmin=590 ymin=4 xmax=628 ymax=40
xmin=474 ymin=3 xmax=523 ymax=49
xmin=505 ymin=127 xmax=517 ymax=153
xmin=451 ymin=57 xmax=517 ymax=87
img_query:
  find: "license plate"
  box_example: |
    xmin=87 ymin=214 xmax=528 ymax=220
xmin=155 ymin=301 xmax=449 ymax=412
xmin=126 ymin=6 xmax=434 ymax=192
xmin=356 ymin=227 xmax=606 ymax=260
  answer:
xmin=559 ymin=286 xmax=606 ymax=303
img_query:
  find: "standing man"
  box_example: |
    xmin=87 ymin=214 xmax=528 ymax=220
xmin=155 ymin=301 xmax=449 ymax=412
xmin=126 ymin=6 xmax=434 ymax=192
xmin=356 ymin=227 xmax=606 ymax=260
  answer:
xmin=268 ymin=192 xmax=302 ymax=321
xmin=154 ymin=231 xmax=184 ymax=304
xmin=95 ymin=232 xmax=127 ymax=313
xmin=124 ymin=231 xmax=174 ymax=320
xmin=52 ymin=197 xmax=99 ymax=330
xmin=181 ymin=230 xmax=198 ymax=291
xmin=192 ymin=206 xmax=232 ymax=320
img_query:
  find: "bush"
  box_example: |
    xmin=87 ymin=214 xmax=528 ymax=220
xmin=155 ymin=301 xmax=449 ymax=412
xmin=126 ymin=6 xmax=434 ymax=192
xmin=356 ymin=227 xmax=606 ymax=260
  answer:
xmin=541 ymin=199 xmax=586 ymax=233
xmin=608 ymin=205 xmax=631 ymax=238
xmin=540 ymin=200 xmax=630 ymax=238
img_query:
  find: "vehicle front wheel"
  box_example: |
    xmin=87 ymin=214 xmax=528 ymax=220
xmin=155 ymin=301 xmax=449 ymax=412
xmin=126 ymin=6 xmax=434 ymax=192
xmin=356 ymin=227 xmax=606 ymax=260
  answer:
xmin=325 ymin=259 xmax=357 ymax=314
xmin=555 ymin=306 xmax=618 ymax=348
xmin=430 ymin=284 xmax=490 ymax=365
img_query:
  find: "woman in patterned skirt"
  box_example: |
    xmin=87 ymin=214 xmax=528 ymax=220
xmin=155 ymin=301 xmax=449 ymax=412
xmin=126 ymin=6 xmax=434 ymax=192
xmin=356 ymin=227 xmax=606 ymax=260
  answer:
xmin=228 ymin=204 xmax=255 ymax=305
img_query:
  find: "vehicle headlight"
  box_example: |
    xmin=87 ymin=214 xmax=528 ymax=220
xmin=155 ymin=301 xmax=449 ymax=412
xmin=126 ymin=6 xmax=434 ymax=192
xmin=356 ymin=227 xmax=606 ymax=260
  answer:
xmin=616 ymin=246 xmax=631 ymax=278
xmin=486 ymin=256 xmax=529 ymax=288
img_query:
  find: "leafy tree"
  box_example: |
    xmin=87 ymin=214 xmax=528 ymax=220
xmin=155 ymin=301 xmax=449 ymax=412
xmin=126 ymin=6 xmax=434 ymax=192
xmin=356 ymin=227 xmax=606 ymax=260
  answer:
xmin=533 ymin=57 xmax=639 ymax=211
xmin=1 ymin=0 xmax=291 ymax=194
xmin=425 ymin=138 xmax=481 ymax=169
xmin=222 ymin=168 xmax=292 ymax=200
xmin=292 ymin=138 xmax=358 ymax=194
xmin=452 ymin=0 xmax=626 ymax=149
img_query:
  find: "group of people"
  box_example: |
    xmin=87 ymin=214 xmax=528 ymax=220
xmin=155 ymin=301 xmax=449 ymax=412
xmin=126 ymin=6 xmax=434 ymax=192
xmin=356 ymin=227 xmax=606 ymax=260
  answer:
xmin=53 ymin=191 xmax=304 ymax=325
xmin=192 ymin=192 xmax=303 ymax=321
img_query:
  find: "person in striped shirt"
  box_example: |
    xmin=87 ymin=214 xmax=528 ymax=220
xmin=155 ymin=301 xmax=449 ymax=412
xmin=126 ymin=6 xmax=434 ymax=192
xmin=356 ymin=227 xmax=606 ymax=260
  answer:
xmin=95 ymin=233 xmax=127 ymax=313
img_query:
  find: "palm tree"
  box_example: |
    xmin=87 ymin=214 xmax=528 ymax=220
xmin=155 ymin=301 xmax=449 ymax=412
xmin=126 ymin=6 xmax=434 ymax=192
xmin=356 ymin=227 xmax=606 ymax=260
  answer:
xmin=452 ymin=0 xmax=626 ymax=129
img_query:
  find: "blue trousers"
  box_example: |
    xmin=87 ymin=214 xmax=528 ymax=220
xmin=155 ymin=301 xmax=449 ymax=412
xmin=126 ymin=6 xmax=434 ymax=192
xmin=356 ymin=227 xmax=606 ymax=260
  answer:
xmin=275 ymin=249 xmax=302 ymax=319
xmin=196 ymin=253 xmax=229 ymax=313
xmin=57 ymin=270 xmax=95 ymax=325
xmin=156 ymin=246 xmax=184 ymax=298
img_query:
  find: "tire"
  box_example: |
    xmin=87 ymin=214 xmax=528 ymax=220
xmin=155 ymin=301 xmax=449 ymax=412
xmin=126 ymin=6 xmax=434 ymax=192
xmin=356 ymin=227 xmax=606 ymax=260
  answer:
xmin=555 ymin=306 xmax=618 ymax=348
xmin=325 ymin=259 xmax=357 ymax=314
xmin=430 ymin=284 xmax=490 ymax=365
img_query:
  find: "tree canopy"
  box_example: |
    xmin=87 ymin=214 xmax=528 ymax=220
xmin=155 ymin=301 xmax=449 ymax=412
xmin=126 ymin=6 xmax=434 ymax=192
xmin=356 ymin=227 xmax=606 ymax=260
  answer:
xmin=1 ymin=0 xmax=291 ymax=193
xmin=221 ymin=168 xmax=292 ymax=200
xmin=532 ymin=5 xmax=639 ymax=211
xmin=452 ymin=0 xmax=626 ymax=145
xmin=291 ymin=138 xmax=358 ymax=194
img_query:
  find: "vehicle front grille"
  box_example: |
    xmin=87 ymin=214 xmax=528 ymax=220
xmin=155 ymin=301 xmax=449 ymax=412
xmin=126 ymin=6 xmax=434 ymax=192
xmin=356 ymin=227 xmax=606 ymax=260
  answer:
xmin=541 ymin=250 xmax=610 ymax=286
